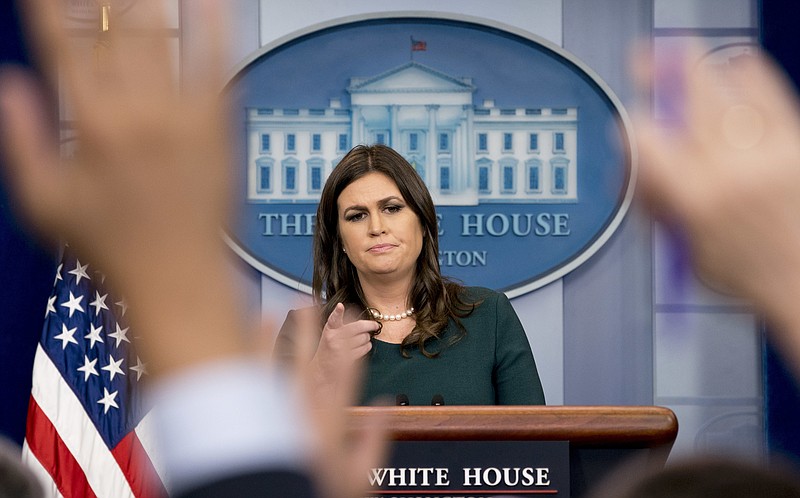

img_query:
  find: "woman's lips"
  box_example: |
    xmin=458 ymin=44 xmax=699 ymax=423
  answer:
xmin=368 ymin=243 xmax=395 ymax=253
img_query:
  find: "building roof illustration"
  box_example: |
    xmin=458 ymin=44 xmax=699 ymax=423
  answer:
xmin=347 ymin=61 xmax=475 ymax=94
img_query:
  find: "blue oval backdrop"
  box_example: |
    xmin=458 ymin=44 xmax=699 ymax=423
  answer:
xmin=225 ymin=14 xmax=634 ymax=297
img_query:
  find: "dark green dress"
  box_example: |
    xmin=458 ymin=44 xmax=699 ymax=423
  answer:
xmin=275 ymin=287 xmax=545 ymax=406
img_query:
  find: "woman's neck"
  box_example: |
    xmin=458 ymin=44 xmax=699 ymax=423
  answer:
xmin=357 ymin=274 xmax=417 ymax=344
xmin=358 ymin=274 xmax=413 ymax=313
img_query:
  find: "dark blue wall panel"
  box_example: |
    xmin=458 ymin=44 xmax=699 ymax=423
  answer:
xmin=0 ymin=1 xmax=56 ymax=445
xmin=761 ymin=0 xmax=800 ymax=465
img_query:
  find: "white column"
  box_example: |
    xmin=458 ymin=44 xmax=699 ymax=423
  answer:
xmin=426 ymin=104 xmax=439 ymax=189
xmin=359 ymin=109 xmax=367 ymax=146
xmin=463 ymin=104 xmax=474 ymax=190
xmin=390 ymin=105 xmax=400 ymax=149
xmin=351 ymin=106 xmax=361 ymax=146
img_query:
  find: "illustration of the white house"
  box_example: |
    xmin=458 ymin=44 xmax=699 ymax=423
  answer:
xmin=246 ymin=61 xmax=578 ymax=205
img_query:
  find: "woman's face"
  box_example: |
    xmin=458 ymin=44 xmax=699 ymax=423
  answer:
xmin=337 ymin=172 xmax=424 ymax=284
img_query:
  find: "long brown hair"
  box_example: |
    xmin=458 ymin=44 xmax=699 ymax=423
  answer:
xmin=312 ymin=144 xmax=475 ymax=357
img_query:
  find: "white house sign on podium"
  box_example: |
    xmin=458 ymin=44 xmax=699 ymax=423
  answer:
xmin=224 ymin=13 xmax=635 ymax=297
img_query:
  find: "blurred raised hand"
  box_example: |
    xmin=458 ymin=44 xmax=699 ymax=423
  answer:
xmin=634 ymin=48 xmax=800 ymax=368
xmin=0 ymin=2 xmax=386 ymax=496
xmin=0 ymin=0 xmax=241 ymax=375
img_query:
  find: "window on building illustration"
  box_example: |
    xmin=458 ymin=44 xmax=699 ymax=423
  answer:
xmin=439 ymin=159 xmax=452 ymax=192
xmin=500 ymin=159 xmax=517 ymax=194
xmin=338 ymin=133 xmax=349 ymax=152
xmin=551 ymin=157 xmax=569 ymax=194
xmin=503 ymin=166 xmax=515 ymax=192
xmin=554 ymin=132 xmax=565 ymax=153
xmin=285 ymin=167 xmax=296 ymax=192
xmin=503 ymin=133 xmax=513 ymax=152
xmin=286 ymin=133 xmax=296 ymax=153
xmin=375 ymin=133 xmax=387 ymax=145
xmin=409 ymin=132 xmax=418 ymax=152
xmin=282 ymin=158 xmax=299 ymax=193
xmin=311 ymin=134 xmax=321 ymax=152
xmin=477 ymin=133 xmax=488 ymax=152
xmin=260 ymin=165 xmax=271 ymax=191
xmin=479 ymin=168 xmax=489 ymax=192
xmin=553 ymin=167 xmax=566 ymax=192
xmin=477 ymin=158 xmax=492 ymax=193
xmin=438 ymin=133 xmax=450 ymax=152
xmin=552 ymin=108 xmax=568 ymax=115
xmin=529 ymin=167 xmax=540 ymax=191
xmin=260 ymin=133 xmax=271 ymax=153
xmin=526 ymin=159 xmax=542 ymax=193
xmin=308 ymin=158 xmax=324 ymax=193
xmin=529 ymin=133 xmax=539 ymax=152
xmin=311 ymin=167 xmax=322 ymax=191
xmin=257 ymin=158 xmax=273 ymax=193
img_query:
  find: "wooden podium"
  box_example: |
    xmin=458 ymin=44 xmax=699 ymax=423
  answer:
xmin=350 ymin=405 xmax=678 ymax=497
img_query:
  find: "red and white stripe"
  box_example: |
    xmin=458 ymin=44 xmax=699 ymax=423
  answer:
xmin=22 ymin=344 xmax=166 ymax=498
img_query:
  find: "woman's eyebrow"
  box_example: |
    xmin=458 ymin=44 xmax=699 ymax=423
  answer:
xmin=342 ymin=204 xmax=366 ymax=216
xmin=377 ymin=195 xmax=404 ymax=206
xmin=342 ymin=196 xmax=403 ymax=214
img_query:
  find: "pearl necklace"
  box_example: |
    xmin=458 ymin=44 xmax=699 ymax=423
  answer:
xmin=369 ymin=307 xmax=415 ymax=321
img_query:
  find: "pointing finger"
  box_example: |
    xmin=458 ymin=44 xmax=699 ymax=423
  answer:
xmin=325 ymin=302 xmax=346 ymax=330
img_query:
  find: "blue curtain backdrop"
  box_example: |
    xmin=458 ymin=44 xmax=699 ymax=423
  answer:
xmin=0 ymin=1 xmax=56 ymax=446
xmin=760 ymin=0 xmax=800 ymax=466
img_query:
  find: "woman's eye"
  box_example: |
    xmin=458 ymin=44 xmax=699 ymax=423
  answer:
xmin=346 ymin=212 xmax=366 ymax=222
xmin=385 ymin=204 xmax=403 ymax=213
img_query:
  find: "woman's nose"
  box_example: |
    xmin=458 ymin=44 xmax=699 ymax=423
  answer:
xmin=368 ymin=215 xmax=385 ymax=235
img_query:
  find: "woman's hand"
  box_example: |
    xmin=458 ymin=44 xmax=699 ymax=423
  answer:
xmin=289 ymin=303 xmax=387 ymax=498
xmin=311 ymin=303 xmax=377 ymax=386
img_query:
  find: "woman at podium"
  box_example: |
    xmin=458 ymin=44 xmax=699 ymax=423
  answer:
xmin=275 ymin=144 xmax=545 ymax=406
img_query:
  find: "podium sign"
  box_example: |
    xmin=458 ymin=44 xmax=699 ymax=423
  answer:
xmin=350 ymin=406 xmax=677 ymax=497
xmin=366 ymin=440 xmax=569 ymax=497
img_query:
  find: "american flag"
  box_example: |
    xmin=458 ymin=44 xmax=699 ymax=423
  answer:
xmin=21 ymin=249 xmax=166 ymax=497
xmin=411 ymin=37 xmax=427 ymax=51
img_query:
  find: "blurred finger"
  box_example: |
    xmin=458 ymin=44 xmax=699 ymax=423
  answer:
xmin=682 ymin=45 xmax=734 ymax=148
xmin=339 ymin=408 xmax=389 ymax=498
xmin=315 ymin=352 xmax=368 ymax=498
xmin=18 ymin=0 xmax=69 ymax=87
xmin=633 ymin=113 xmax=699 ymax=219
xmin=290 ymin=306 xmax=321 ymax=388
xmin=730 ymin=53 xmax=800 ymax=128
xmin=253 ymin=316 xmax=278 ymax=359
xmin=25 ymin=0 xmax=105 ymax=116
xmin=103 ymin=0 xmax=175 ymax=101
xmin=629 ymin=41 xmax=653 ymax=91
xmin=0 ymin=69 xmax=65 ymax=232
xmin=184 ymin=0 xmax=231 ymax=97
